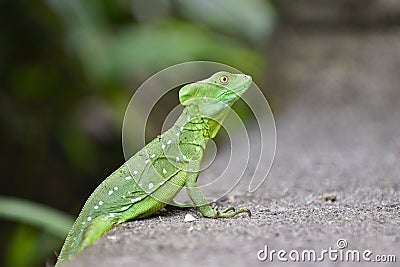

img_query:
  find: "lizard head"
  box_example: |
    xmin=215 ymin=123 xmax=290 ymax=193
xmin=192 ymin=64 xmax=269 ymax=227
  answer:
xmin=179 ymin=71 xmax=252 ymax=137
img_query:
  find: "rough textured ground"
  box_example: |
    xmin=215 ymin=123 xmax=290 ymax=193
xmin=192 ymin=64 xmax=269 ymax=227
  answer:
xmin=61 ymin=2 xmax=400 ymax=266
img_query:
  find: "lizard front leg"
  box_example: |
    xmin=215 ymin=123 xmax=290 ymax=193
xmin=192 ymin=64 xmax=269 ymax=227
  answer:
xmin=185 ymin=170 xmax=251 ymax=218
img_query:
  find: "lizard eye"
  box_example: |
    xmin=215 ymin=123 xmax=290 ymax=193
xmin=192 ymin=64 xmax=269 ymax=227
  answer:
xmin=219 ymin=75 xmax=229 ymax=85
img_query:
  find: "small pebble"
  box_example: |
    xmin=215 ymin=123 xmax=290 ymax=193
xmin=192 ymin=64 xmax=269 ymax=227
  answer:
xmin=184 ymin=214 xmax=196 ymax=222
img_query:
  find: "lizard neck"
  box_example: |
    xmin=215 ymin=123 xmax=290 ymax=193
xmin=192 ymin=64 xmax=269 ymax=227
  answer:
xmin=174 ymin=108 xmax=208 ymax=139
xmin=166 ymin=108 xmax=207 ymax=163
xmin=174 ymin=107 xmax=222 ymax=140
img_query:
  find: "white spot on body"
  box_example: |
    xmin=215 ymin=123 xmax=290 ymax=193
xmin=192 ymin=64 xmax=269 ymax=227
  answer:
xmin=114 ymin=187 xmax=118 ymax=191
xmin=105 ymin=213 xmax=116 ymax=219
xmin=162 ymin=144 xmax=166 ymax=149
xmin=196 ymin=146 xmax=200 ymax=151
xmin=151 ymin=154 xmax=156 ymax=158
xmin=176 ymin=132 xmax=180 ymax=136
xmin=148 ymin=183 xmax=154 ymax=189
xmin=125 ymin=176 xmax=132 ymax=180
xmin=159 ymin=181 xmax=165 ymax=185
xmin=176 ymin=157 xmax=180 ymax=162
xmin=145 ymin=159 xmax=150 ymax=163
xmin=94 ymin=205 xmax=99 ymax=209
xmin=183 ymin=155 xmax=188 ymax=161
xmin=133 ymin=170 xmax=138 ymax=175
xmin=108 ymin=190 xmax=113 ymax=195
xmin=131 ymin=197 xmax=142 ymax=203
xmin=87 ymin=216 xmax=92 ymax=221
xmin=162 ymin=168 xmax=167 ymax=174
xmin=180 ymin=126 xmax=184 ymax=131
xmin=120 ymin=206 xmax=130 ymax=211
xmin=99 ymin=201 xmax=104 ymax=205
xmin=187 ymin=115 xmax=190 ymax=121
xmin=167 ymin=140 xmax=172 ymax=145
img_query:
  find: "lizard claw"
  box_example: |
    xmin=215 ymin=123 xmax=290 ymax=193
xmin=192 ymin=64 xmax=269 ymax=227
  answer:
xmin=244 ymin=208 xmax=251 ymax=218
xmin=213 ymin=206 xmax=220 ymax=217
xmin=212 ymin=206 xmax=251 ymax=218
xmin=221 ymin=206 xmax=235 ymax=213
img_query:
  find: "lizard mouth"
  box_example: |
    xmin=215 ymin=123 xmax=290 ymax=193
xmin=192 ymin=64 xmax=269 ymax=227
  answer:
xmin=237 ymin=75 xmax=252 ymax=94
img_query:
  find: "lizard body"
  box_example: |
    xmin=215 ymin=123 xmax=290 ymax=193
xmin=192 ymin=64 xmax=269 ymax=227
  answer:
xmin=56 ymin=71 xmax=252 ymax=265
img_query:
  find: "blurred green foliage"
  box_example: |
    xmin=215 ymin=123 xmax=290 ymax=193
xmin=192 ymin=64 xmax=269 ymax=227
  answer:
xmin=0 ymin=0 xmax=276 ymax=266
xmin=0 ymin=197 xmax=74 ymax=266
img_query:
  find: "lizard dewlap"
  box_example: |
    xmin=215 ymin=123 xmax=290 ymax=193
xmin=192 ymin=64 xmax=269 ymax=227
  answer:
xmin=56 ymin=71 xmax=252 ymax=266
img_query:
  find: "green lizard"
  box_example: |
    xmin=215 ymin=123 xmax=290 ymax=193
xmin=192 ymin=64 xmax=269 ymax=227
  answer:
xmin=56 ymin=71 xmax=252 ymax=266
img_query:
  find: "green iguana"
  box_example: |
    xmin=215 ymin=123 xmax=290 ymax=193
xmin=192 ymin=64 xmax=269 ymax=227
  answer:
xmin=56 ymin=71 xmax=252 ymax=266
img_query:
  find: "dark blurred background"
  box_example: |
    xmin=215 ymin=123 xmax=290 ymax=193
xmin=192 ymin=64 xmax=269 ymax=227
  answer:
xmin=1 ymin=0 xmax=400 ymax=266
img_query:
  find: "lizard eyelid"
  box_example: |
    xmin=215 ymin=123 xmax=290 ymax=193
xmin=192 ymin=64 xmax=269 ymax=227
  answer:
xmin=219 ymin=75 xmax=229 ymax=84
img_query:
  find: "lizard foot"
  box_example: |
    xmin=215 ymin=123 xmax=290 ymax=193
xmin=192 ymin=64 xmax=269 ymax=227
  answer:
xmin=213 ymin=206 xmax=251 ymax=218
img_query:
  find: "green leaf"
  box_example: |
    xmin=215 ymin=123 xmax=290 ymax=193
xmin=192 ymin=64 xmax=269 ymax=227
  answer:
xmin=107 ymin=20 xmax=262 ymax=78
xmin=175 ymin=0 xmax=277 ymax=43
xmin=0 ymin=196 xmax=73 ymax=239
